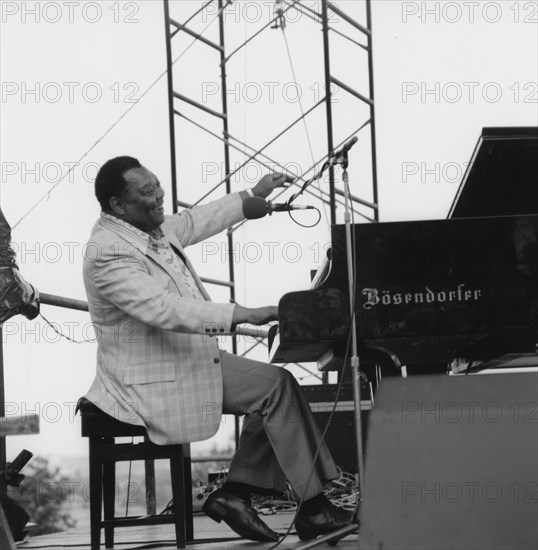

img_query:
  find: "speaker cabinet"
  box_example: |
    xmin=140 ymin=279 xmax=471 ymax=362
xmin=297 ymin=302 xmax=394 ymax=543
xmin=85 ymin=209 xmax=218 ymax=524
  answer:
xmin=359 ymin=373 xmax=538 ymax=550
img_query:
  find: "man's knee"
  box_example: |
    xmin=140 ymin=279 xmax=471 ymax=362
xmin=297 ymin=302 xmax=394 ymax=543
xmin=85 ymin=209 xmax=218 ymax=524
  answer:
xmin=271 ymin=369 xmax=303 ymax=418
xmin=273 ymin=367 xmax=297 ymax=393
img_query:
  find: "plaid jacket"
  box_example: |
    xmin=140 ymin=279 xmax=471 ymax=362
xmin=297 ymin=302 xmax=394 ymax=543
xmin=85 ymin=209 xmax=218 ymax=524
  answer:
xmin=83 ymin=193 xmax=244 ymax=444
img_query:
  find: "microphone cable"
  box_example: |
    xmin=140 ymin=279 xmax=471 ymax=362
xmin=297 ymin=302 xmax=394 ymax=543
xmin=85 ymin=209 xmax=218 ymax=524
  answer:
xmin=266 ymin=167 xmax=364 ymax=548
xmin=266 ymin=327 xmax=355 ymax=549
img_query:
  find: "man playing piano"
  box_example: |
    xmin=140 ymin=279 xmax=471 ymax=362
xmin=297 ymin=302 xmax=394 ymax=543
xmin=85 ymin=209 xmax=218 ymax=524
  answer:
xmin=82 ymin=156 xmax=353 ymax=542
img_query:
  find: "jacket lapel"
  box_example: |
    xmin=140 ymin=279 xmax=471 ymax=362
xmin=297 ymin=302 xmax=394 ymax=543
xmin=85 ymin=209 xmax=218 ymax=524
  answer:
xmin=165 ymin=231 xmax=212 ymax=301
xmin=99 ymin=218 xmax=194 ymax=298
xmin=145 ymin=245 xmax=189 ymax=296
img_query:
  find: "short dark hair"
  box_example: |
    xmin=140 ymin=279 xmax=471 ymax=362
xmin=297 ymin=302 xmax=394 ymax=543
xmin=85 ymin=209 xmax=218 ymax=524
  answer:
xmin=94 ymin=156 xmax=142 ymax=211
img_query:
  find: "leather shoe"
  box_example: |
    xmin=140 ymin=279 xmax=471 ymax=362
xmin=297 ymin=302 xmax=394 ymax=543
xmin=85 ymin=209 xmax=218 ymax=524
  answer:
xmin=202 ymin=487 xmax=279 ymax=542
xmin=295 ymin=499 xmax=354 ymax=541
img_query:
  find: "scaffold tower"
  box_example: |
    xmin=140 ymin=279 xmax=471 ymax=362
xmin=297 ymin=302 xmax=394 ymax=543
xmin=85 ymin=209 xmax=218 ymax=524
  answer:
xmin=162 ymin=0 xmax=379 ymax=439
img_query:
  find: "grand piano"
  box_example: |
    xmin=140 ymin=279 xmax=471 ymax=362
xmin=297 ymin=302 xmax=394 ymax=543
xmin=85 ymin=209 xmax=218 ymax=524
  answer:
xmin=269 ymin=127 xmax=538 ymax=376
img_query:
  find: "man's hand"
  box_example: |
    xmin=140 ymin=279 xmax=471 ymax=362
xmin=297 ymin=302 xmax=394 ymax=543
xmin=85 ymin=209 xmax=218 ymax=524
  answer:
xmin=232 ymin=305 xmax=278 ymax=327
xmin=252 ymin=172 xmax=295 ymax=199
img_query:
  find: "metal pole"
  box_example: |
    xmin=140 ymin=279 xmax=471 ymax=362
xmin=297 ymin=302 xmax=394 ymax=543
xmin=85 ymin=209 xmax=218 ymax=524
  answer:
xmin=321 ymin=0 xmax=336 ymax=224
xmin=217 ymin=0 xmax=240 ymax=450
xmin=321 ymin=0 xmax=334 ymax=385
xmin=343 ymin=168 xmax=365 ymax=491
xmin=366 ymin=0 xmax=379 ymax=221
xmin=297 ymin=167 xmax=364 ymax=550
xmin=40 ymin=293 xmax=88 ymax=312
xmin=218 ymin=0 xmax=234 ymax=319
xmin=163 ymin=0 xmax=179 ymax=214
xmin=0 ymin=328 xmax=7 ymax=506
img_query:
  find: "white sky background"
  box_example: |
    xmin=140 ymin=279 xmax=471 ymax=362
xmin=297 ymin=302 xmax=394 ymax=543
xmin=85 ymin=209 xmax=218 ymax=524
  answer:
xmin=0 ymin=0 xmax=537 ymax=463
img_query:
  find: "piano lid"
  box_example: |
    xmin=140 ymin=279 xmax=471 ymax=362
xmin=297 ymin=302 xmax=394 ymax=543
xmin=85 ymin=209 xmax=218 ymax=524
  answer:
xmin=449 ymin=127 xmax=538 ymax=219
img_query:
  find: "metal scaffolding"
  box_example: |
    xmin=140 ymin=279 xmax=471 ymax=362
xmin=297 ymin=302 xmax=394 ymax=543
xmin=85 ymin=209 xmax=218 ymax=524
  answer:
xmin=162 ymin=0 xmax=379 ymax=405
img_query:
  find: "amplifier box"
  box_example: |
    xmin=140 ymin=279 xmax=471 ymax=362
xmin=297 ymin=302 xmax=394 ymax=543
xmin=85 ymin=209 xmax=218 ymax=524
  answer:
xmin=301 ymin=383 xmax=372 ymax=474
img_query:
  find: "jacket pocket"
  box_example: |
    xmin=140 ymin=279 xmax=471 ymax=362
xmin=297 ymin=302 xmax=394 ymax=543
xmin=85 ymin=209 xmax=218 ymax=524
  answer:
xmin=123 ymin=361 xmax=176 ymax=385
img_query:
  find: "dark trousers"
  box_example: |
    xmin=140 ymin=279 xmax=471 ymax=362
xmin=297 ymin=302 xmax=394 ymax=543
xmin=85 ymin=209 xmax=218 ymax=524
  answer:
xmin=220 ymin=351 xmax=337 ymax=500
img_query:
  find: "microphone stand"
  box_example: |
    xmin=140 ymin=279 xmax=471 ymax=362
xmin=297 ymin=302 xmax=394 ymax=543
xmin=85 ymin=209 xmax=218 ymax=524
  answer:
xmin=296 ymin=150 xmax=363 ymax=549
xmin=342 ymin=149 xmax=366 ymax=510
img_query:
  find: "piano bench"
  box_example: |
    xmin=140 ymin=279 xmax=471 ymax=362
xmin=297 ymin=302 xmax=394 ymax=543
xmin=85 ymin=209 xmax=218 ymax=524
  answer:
xmin=77 ymin=397 xmax=193 ymax=550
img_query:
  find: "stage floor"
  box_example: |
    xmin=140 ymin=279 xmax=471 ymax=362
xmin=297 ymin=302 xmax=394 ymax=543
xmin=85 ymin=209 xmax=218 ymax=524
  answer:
xmin=18 ymin=511 xmax=359 ymax=549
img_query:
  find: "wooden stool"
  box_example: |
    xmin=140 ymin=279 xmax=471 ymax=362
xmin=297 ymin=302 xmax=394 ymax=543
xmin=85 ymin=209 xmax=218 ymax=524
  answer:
xmin=77 ymin=398 xmax=193 ymax=550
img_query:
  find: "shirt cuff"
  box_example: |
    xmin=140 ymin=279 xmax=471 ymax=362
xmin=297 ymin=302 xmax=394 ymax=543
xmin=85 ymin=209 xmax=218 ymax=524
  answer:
xmin=239 ymin=189 xmax=255 ymax=201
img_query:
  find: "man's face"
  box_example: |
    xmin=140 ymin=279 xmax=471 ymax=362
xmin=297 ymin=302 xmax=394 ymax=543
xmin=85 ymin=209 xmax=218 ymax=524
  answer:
xmin=118 ymin=166 xmax=165 ymax=232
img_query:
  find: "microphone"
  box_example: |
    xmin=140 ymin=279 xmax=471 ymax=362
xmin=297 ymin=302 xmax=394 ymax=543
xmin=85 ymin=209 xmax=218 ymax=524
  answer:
xmin=5 ymin=449 xmax=33 ymax=487
xmin=242 ymin=196 xmax=314 ymax=219
xmin=332 ymin=136 xmax=358 ymax=163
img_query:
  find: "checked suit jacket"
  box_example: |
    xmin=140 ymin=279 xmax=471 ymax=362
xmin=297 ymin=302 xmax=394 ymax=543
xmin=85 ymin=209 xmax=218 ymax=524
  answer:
xmin=83 ymin=193 xmax=245 ymax=444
